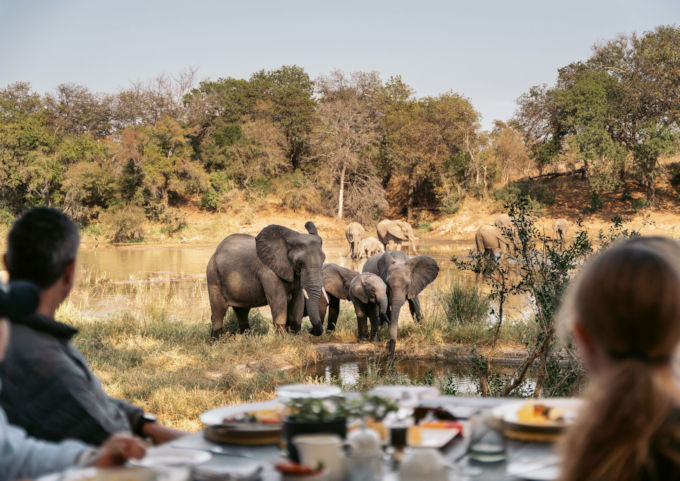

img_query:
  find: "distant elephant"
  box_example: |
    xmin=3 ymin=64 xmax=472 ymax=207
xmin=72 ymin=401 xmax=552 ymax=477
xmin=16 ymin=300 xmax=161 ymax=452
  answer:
xmin=376 ymin=220 xmax=418 ymax=254
xmin=363 ymin=251 xmax=439 ymax=362
xmin=358 ymin=237 xmax=384 ymax=259
xmin=494 ymin=214 xmax=512 ymax=229
xmin=319 ymin=263 xmax=359 ymax=332
xmin=494 ymin=213 xmax=520 ymax=246
xmin=475 ymin=225 xmax=514 ymax=259
xmin=348 ymin=273 xmax=389 ymax=342
xmin=345 ymin=222 xmax=365 ymax=260
xmin=553 ymin=218 xmax=569 ymax=250
xmin=206 ymin=222 xmax=326 ymax=339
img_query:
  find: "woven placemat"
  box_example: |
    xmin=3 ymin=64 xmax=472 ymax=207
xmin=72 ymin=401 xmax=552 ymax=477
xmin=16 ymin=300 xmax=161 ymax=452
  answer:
xmin=503 ymin=428 xmax=562 ymax=443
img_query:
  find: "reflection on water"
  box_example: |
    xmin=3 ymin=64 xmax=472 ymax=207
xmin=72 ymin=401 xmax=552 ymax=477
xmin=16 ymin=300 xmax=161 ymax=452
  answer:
xmin=307 ymin=358 xmax=536 ymax=396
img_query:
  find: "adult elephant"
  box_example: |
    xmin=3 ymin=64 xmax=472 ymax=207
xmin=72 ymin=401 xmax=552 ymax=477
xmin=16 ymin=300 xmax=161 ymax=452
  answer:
xmin=318 ymin=263 xmax=359 ymax=332
xmin=475 ymin=225 xmax=513 ymax=259
xmin=358 ymin=237 xmax=384 ymax=259
xmin=363 ymin=251 xmax=439 ymax=362
xmin=206 ymin=222 xmax=326 ymax=339
xmin=348 ymin=273 xmax=389 ymax=342
xmin=494 ymin=213 xmax=520 ymax=246
xmin=376 ymin=220 xmax=418 ymax=254
xmin=553 ymin=218 xmax=569 ymax=251
xmin=345 ymin=222 xmax=365 ymax=260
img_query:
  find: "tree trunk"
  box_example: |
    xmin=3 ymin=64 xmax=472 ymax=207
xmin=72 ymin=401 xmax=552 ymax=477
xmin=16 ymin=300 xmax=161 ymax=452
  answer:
xmin=407 ymin=172 xmax=416 ymax=222
xmin=337 ymin=162 xmax=346 ymax=219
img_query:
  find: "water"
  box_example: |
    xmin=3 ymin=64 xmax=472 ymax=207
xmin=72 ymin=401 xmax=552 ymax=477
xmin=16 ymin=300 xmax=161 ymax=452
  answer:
xmin=66 ymin=237 xmax=481 ymax=319
xmin=306 ymin=358 xmax=537 ymax=395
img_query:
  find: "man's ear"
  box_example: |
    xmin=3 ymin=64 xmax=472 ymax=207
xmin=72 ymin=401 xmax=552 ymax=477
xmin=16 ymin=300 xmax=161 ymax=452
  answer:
xmin=63 ymin=260 xmax=76 ymax=289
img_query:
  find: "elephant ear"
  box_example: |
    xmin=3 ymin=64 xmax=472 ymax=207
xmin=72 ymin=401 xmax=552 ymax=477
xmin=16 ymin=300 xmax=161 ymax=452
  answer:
xmin=255 ymin=225 xmax=296 ymax=282
xmin=386 ymin=222 xmax=408 ymax=240
xmin=350 ymin=276 xmax=370 ymax=304
xmin=377 ymin=253 xmax=396 ymax=279
xmin=407 ymin=256 xmax=439 ymax=298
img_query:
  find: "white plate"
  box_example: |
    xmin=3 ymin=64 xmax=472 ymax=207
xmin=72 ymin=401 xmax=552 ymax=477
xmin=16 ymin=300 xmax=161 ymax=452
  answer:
xmin=493 ymin=398 xmax=582 ymax=431
xmin=411 ymin=427 xmax=460 ymax=448
xmin=506 ymin=456 xmax=561 ymax=480
xmin=200 ymin=399 xmax=283 ymax=426
xmin=128 ymin=447 xmax=211 ymax=467
xmin=275 ymin=383 xmax=342 ymax=400
xmin=37 ymin=467 xmax=171 ymax=481
xmin=367 ymin=385 xmax=439 ymax=403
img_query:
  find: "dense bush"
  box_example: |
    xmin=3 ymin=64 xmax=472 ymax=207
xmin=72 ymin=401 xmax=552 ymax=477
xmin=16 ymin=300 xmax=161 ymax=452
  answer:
xmin=102 ymin=207 xmax=146 ymax=243
xmin=441 ymin=281 xmax=490 ymax=327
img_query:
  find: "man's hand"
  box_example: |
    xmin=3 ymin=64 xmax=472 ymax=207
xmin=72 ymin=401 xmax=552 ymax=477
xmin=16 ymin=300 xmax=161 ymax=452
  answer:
xmin=93 ymin=433 xmax=147 ymax=466
xmin=141 ymin=422 xmax=188 ymax=445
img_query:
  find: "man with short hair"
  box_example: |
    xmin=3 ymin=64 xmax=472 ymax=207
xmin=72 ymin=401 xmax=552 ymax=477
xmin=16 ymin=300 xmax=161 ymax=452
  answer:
xmin=0 ymin=207 xmax=185 ymax=445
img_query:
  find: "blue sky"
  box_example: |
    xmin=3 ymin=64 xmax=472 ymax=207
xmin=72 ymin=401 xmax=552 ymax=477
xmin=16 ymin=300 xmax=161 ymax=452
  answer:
xmin=1 ymin=0 xmax=678 ymax=129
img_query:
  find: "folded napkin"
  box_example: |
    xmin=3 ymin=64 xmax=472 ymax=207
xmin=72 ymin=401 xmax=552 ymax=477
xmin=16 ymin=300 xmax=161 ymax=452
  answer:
xmin=192 ymin=464 xmax=263 ymax=481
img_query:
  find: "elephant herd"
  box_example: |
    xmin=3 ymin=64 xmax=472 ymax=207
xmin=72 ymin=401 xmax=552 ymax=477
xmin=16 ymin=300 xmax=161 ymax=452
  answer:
xmin=206 ymin=214 xmax=568 ymax=362
xmin=207 ymin=220 xmax=439 ymax=362
xmin=475 ymin=214 xmax=571 ymax=259
xmin=345 ymin=219 xmax=418 ymax=260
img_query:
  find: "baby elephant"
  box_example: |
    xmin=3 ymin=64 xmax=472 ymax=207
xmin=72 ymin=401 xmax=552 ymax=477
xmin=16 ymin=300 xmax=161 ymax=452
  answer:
xmin=348 ymin=273 xmax=389 ymax=342
xmin=358 ymin=237 xmax=384 ymax=259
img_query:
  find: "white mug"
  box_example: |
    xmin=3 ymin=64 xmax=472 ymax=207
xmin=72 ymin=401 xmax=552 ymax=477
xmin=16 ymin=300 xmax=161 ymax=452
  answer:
xmin=293 ymin=434 xmax=346 ymax=481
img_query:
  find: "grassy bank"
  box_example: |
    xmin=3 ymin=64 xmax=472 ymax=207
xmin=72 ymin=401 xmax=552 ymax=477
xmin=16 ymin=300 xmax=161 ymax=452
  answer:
xmin=58 ymin=274 xmax=537 ymax=431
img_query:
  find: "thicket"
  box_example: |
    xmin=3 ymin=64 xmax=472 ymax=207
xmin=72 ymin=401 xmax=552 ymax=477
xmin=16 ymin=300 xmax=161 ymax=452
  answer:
xmin=0 ymin=67 xmax=530 ymax=235
xmin=1 ymin=26 xmax=677 ymax=239
xmin=515 ymin=25 xmax=680 ymax=205
xmin=454 ymin=202 xmax=641 ymax=397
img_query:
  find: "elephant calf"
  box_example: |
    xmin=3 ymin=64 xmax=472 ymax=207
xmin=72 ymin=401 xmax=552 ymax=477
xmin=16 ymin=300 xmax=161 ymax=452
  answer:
xmin=319 ymin=263 xmax=360 ymax=332
xmin=363 ymin=251 xmax=439 ymax=362
xmin=358 ymin=237 xmax=384 ymax=259
xmin=348 ymin=273 xmax=389 ymax=342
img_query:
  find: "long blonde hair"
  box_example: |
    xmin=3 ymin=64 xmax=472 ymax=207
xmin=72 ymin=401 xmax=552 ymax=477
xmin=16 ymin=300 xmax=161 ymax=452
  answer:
xmin=558 ymin=237 xmax=680 ymax=481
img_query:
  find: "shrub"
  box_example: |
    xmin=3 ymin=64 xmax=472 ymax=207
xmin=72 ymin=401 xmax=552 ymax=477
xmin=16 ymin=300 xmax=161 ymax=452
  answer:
xmin=0 ymin=207 xmax=15 ymax=227
xmin=585 ymin=191 xmax=604 ymax=213
xmin=441 ymin=281 xmax=490 ymax=327
xmin=200 ymin=188 xmax=219 ymax=212
xmin=493 ymin=180 xmax=554 ymax=213
xmin=160 ymin=208 xmax=187 ymax=235
xmin=103 ymin=207 xmax=146 ymax=243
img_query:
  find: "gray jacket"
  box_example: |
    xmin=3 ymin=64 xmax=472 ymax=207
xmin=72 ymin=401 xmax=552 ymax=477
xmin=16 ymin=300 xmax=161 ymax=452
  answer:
xmin=0 ymin=383 xmax=89 ymax=481
xmin=0 ymin=313 xmax=144 ymax=445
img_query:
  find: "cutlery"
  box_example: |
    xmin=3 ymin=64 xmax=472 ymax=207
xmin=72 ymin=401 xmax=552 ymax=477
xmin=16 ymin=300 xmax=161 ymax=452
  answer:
xmin=170 ymin=444 xmax=255 ymax=458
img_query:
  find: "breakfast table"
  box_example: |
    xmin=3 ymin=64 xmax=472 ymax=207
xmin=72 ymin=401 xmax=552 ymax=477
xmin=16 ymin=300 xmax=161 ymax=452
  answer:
xmin=165 ymin=395 xmax=564 ymax=481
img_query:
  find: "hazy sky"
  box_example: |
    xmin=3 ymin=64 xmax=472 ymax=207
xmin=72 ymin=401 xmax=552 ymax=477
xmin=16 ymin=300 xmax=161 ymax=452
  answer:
xmin=1 ymin=0 xmax=678 ymax=129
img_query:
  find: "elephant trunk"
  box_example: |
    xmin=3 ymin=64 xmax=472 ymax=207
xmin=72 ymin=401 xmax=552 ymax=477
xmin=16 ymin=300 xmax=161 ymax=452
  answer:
xmin=302 ymin=267 xmax=324 ymax=336
xmin=379 ymin=294 xmax=389 ymax=325
xmin=409 ymin=236 xmax=418 ymax=255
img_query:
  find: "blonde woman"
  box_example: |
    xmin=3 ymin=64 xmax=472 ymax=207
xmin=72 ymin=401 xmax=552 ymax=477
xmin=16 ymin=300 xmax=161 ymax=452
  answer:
xmin=558 ymin=236 xmax=680 ymax=481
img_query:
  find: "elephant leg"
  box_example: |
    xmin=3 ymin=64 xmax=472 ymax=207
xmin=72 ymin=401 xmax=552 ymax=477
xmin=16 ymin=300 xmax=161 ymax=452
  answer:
xmin=408 ymin=297 xmax=423 ymax=323
xmin=368 ymin=304 xmax=380 ymax=342
xmin=233 ymin=307 xmax=251 ymax=334
xmin=326 ymin=295 xmax=340 ymax=332
xmin=262 ymin=279 xmax=288 ymax=333
xmin=207 ymin=282 xmax=228 ymax=341
xmin=354 ymin=302 xmax=369 ymax=342
xmin=318 ymin=293 xmax=328 ymax=330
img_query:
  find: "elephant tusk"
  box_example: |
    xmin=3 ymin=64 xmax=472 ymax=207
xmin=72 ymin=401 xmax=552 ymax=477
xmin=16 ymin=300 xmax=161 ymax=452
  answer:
xmin=322 ymin=288 xmax=329 ymax=304
xmin=302 ymin=288 xmax=309 ymax=300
